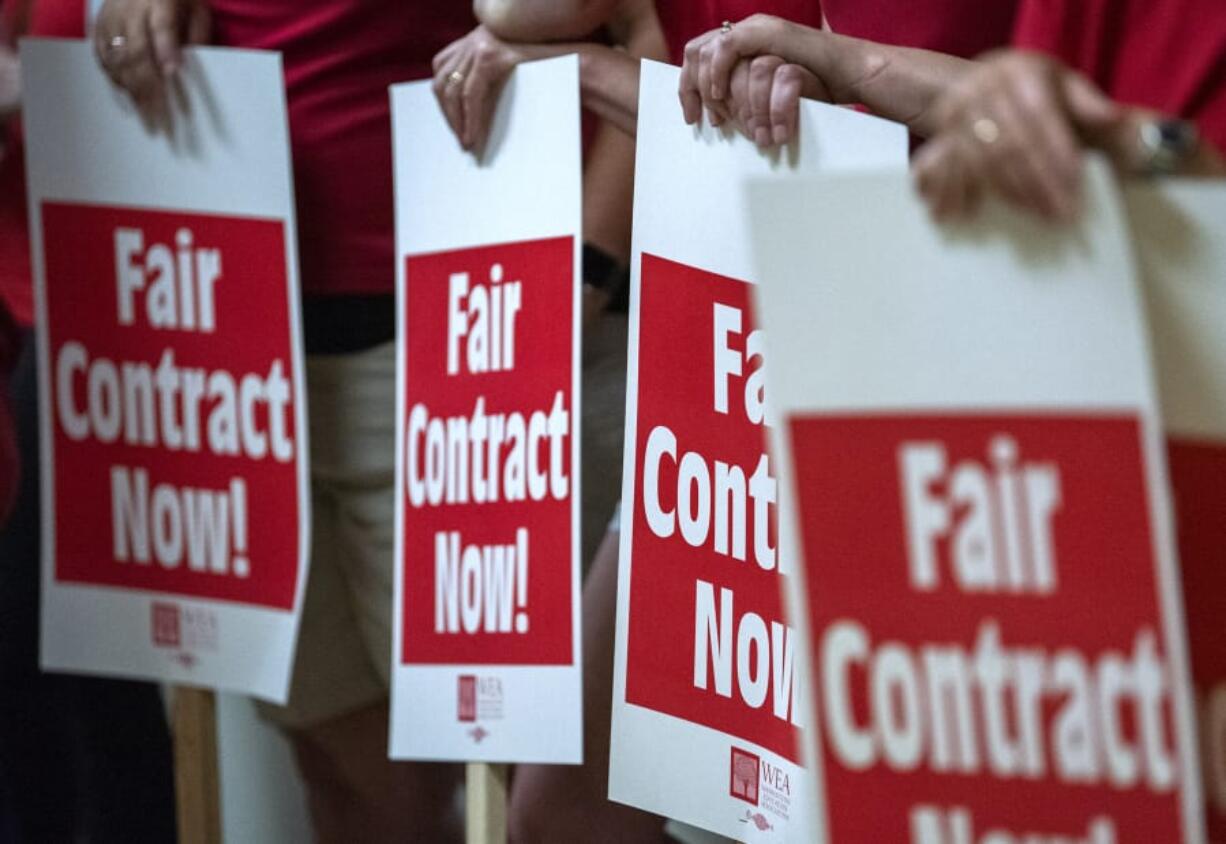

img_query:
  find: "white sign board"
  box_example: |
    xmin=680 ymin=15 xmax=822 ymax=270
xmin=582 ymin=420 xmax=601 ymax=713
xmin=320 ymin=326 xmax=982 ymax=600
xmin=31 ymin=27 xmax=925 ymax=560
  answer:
xmin=24 ymin=39 xmax=309 ymax=701
xmin=390 ymin=55 xmax=583 ymax=763
xmin=608 ymin=59 xmax=906 ymax=840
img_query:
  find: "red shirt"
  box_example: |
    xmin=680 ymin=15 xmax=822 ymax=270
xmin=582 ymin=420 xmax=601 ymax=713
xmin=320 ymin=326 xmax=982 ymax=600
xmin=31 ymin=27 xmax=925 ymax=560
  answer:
xmin=0 ymin=0 xmax=85 ymax=326
xmin=1013 ymin=0 xmax=1226 ymax=149
xmin=208 ymin=2 xmax=475 ymax=297
xmin=822 ymin=0 xmax=1020 ymax=59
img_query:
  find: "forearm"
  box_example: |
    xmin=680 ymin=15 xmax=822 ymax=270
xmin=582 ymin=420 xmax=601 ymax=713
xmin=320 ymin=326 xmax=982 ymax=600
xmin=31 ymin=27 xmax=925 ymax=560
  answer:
xmin=584 ymin=121 xmax=636 ymax=262
xmin=508 ymin=41 xmax=640 ymax=134
xmin=769 ymin=22 xmax=974 ymax=136
xmin=578 ymin=46 xmax=640 ymax=134
xmin=476 ymin=0 xmax=617 ymax=42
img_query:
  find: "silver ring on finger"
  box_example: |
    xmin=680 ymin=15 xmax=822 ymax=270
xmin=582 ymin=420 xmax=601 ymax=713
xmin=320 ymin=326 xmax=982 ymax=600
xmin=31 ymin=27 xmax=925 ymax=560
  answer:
xmin=720 ymin=20 xmax=734 ymax=34
xmin=447 ymin=70 xmax=465 ymax=86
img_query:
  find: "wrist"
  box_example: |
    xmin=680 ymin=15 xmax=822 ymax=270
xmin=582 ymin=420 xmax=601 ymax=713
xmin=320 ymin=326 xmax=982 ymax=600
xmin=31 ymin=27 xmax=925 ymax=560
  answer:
xmin=801 ymin=30 xmax=868 ymax=105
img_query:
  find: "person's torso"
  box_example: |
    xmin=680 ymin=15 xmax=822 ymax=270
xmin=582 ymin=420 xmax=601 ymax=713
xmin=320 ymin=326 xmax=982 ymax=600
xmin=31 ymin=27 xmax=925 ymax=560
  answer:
xmin=1013 ymin=0 xmax=1226 ymax=149
xmin=822 ymin=0 xmax=1020 ymax=59
xmin=1 ymin=0 xmax=85 ymax=326
xmin=208 ymin=0 xmax=476 ymax=296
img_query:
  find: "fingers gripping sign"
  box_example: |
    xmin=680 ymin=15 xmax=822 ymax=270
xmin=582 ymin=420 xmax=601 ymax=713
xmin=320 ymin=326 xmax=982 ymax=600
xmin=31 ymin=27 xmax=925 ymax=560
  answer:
xmin=680 ymin=15 xmax=829 ymax=147
xmin=94 ymin=0 xmax=209 ymax=109
xmin=432 ymin=25 xmax=529 ymax=153
xmin=915 ymin=50 xmax=1124 ymax=222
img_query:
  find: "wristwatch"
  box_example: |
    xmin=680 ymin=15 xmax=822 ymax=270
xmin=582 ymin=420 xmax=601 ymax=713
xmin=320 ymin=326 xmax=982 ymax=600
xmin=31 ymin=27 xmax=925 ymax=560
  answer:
xmin=1135 ymin=118 xmax=1200 ymax=176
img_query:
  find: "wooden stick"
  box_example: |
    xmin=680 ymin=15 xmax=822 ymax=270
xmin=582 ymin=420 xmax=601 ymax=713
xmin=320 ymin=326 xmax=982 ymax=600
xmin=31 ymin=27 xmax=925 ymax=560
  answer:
xmin=173 ymin=687 xmax=222 ymax=844
xmin=466 ymin=762 xmax=508 ymax=844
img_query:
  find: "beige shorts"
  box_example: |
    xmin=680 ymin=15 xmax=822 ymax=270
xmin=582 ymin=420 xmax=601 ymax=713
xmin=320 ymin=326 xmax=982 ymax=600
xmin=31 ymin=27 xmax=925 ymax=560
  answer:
xmin=261 ymin=312 xmax=629 ymax=729
xmin=258 ymin=341 xmax=397 ymax=729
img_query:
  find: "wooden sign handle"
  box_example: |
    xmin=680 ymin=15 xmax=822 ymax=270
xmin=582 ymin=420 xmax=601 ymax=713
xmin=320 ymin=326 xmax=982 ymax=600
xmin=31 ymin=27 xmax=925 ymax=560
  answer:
xmin=466 ymin=762 xmax=508 ymax=844
xmin=173 ymin=687 xmax=221 ymax=844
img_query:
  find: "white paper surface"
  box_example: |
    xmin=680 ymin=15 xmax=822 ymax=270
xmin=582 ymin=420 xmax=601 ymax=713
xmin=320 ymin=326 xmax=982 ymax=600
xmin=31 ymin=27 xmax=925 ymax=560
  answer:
xmin=608 ymin=59 xmax=907 ymax=841
xmin=390 ymin=55 xmax=583 ymax=763
xmin=23 ymin=39 xmax=309 ymax=701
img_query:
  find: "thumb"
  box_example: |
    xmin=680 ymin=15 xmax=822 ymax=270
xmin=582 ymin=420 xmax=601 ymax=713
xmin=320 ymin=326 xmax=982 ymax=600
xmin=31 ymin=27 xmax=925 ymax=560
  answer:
xmin=794 ymin=65 xmax=832 ymax=103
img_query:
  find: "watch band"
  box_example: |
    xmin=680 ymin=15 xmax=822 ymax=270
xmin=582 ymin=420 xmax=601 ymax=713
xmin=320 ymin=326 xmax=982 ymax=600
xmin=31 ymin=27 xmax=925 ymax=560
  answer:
xmin=1136 ymin=118 xmax=1200 ymax=176
xmin=582 ymin=242 xmax=629 ymax=296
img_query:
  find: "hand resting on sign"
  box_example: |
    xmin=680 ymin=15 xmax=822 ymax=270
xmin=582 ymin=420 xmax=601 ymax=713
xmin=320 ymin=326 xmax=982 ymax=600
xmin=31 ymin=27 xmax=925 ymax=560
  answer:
xmin=680 ymin=18 xmax=829 ymax=148
xmin=913 ymin=49 xmax=1226 ymax=221
xmin=92 ymin=0 xmax=210 ymax=115
xmin=432 ymin=25 xmax=539 ymax=153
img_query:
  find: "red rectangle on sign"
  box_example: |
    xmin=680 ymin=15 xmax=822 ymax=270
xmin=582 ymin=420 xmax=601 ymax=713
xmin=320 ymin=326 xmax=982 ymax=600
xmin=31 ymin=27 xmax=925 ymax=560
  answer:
xmin=151 ymin=602 xmax=181 ymax=648
xmin=401 ymin=236 xmax=575 ymax=666
xmin=41 ymin=202 xmax=302 ymax=610
xmin=729 ymin=747 xmax=761 ymax=805
xmin=1168 ymin=438 xmax=1226 ymax=841
xmin=626 ymin=254 xmax=801 ymax=763
xmin=787 ymin=412 xmax=1185 ymax=840
xmin=458 ymin=675 xmax=477 ymax=723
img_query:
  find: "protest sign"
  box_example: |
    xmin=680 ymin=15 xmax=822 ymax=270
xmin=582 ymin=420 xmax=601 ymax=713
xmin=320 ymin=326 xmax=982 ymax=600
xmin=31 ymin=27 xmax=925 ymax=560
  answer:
xmin=748 ymin=164 xmax=1204 ymax=842
xmin=23 ymin=40 xmax=308 ymax=701
xmin=390 ymin=56 xmax=582 ymax=764
xmin=1128 ymin=182 xmax=1226 ymax=842
xmin=608 ymin=59 xmax=906 ymax=840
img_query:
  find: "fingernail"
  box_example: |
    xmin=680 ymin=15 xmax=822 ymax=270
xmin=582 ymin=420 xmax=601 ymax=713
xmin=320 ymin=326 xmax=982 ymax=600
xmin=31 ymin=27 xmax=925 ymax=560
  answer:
xmin=754 ymin=126 xmax=770 ymax=147
xmin=772 ymin=124 xmax=788 ymax=144
xmin=711 ymin=84 xmax=722 ymax=100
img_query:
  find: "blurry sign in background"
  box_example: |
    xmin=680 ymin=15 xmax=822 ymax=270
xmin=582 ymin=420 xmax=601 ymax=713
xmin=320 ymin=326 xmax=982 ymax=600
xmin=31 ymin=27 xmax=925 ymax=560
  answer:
xmin=748 ymin=164 xmax=1204 ymax=843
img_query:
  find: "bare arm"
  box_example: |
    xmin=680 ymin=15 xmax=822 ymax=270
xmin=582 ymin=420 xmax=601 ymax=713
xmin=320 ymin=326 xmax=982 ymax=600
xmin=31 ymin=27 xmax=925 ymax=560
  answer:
xmin=684 ymin=15 xmax=973 ymax=137
xmin=475 ymin=0 xmax=620 ymax=42
xmin=437 ymin=0 xmax=664 ymax=148
xmin=913 ymin=50 xmax=1226 ymax=222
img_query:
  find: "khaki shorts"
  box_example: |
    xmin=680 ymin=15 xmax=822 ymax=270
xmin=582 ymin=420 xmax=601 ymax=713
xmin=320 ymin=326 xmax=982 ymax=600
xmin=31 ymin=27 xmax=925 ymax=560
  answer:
xmin=261 ymin=312 xmax=629 ymax=729
xmin=259 ymin=342 xmax=397 ymax=729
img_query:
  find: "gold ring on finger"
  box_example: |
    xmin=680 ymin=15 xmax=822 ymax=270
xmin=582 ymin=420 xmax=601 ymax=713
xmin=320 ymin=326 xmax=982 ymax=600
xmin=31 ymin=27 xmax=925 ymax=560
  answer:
xmin=972 ymin=117 xmax=1000 ymax=145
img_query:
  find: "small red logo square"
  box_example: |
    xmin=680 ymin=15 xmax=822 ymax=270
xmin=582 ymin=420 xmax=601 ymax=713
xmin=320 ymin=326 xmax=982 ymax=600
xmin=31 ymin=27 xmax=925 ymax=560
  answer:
xmin=458 ymin=675 xmax=477 ymax=723
xmin=152 ymin=602 xmax=181 ymax=648
xmin=730 ymin=747 xmax=760 ymax=806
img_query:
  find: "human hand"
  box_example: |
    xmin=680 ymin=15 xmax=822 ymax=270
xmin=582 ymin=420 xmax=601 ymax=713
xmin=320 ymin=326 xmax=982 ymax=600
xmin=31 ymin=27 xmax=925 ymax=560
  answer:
xmin=914 ymin=50 xmax=1122 ymax=221
xmin=93 ymin=0 xmax=210 ymax=110
xmin=721 ymin=55 xmax=827 ymax=146
xmin=432 ymin=25 xmax=532 ymax=152
xmin=680 ymin=14 xmax=829 ymax=138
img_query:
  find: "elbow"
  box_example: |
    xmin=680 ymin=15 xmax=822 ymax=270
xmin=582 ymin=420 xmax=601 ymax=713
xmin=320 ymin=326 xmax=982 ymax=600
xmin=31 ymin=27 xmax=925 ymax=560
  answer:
xmin=477 ymin=0 xmax=616 ymax=41
xmin=474 ymin=1 xmax=521 ymax=38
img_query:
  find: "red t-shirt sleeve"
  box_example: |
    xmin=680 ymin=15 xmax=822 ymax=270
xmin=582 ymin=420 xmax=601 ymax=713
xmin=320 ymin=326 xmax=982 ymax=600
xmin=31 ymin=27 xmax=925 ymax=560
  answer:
xmin=1012 ymin=0 xmax=1226 ymax=150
